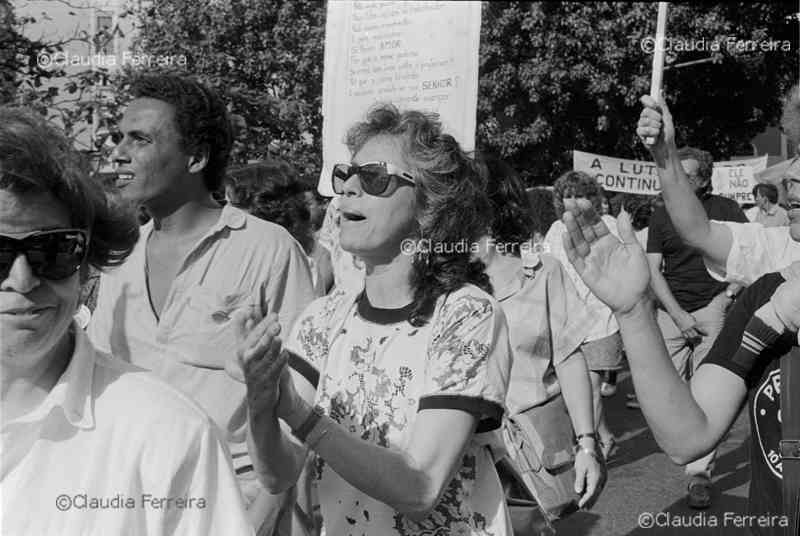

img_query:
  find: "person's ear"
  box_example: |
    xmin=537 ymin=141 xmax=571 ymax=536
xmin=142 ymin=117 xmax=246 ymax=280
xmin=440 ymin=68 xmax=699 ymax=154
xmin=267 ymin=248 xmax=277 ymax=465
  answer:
xmin=187 ymin=143 xmax=210 ymax=175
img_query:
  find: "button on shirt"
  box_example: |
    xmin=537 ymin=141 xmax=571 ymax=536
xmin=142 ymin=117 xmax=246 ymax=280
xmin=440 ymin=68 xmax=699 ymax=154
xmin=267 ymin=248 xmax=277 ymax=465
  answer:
xmin=87 ymin=204 xmax=316 ymax=472
xmin=1 ymin=327 xmax=253 ymax=536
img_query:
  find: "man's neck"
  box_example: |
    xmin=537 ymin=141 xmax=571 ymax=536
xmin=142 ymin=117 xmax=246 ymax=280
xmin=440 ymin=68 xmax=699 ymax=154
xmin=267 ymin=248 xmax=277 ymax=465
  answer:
xmin=1 ymin=331 xmax=73 ymax=425
xmin=761 ymin=202 xmax=777 ymax=216
xmin=148 ymin=194 xmax=222 ymax=238
xmin=363 ymin=252 xmax=414 ymax=308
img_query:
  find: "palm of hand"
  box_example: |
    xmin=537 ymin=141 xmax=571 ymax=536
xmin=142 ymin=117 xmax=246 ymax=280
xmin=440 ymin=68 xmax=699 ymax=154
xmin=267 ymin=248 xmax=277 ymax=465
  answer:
xmin=579 ymin=233 xmax=650 ymax=314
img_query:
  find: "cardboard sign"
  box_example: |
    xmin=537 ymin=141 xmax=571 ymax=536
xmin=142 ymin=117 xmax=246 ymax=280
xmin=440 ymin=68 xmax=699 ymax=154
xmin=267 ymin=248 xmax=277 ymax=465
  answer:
xmin=711 ymin=156 xmax=768 ymax=204
xmin=573 ymin=150 xmax=661 ymax=195
xmin=319 ymin=1 xmax=482 ymax=196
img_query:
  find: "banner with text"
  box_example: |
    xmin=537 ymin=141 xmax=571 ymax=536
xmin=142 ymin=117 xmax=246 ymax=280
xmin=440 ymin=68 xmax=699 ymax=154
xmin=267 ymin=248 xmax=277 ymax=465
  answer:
xmin=573 ymin=150 xmax=661 ymax=195
xmin=319 ymin=1 xmax=482 ymax=196
xmin=711 ymin=156 xmax=769 ymax=205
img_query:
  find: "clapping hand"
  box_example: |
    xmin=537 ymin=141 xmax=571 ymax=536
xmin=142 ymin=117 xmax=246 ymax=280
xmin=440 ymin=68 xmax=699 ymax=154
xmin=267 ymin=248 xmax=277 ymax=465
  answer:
xmin=563 ymin=199 xmax=650 ymax=315
xmin=229 ymin=309 xmax=295 ymax=420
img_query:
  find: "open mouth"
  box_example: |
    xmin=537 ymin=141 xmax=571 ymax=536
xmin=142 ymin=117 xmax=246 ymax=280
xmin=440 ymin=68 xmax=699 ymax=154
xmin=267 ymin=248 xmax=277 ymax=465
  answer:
xmin=341 ymin=211 xmax=366 ymax=222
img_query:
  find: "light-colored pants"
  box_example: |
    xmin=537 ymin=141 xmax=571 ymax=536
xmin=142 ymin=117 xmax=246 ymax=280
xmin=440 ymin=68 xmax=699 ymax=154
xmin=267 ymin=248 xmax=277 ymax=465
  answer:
xmin=655 ymin=293 xmax=728 ymax=478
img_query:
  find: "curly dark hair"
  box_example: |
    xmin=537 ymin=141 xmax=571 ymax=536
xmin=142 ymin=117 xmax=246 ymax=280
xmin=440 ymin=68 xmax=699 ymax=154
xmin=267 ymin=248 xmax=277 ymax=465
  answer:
xmin=345 ymin=103 xmax=492 ymax=326
xmin=552 ymin=171 xmax=606 ymax=217
xmin=226 ymin=160 xmax=314 ymax=255
xmin=0 ymin=106 xmax=139 ymax=279
xmin=676 ymin=146 xmax=713 ymax=181
xmin=526 ymin=187 xmax=558 ymax=236
xmin=482 ymin=154 xmax=534 ymax=255
xmin=753 ymin=182 xmax=779 ymax=204
xmin=129 ymin=74 xmax=232 ymax=192
xmin=621 ymin=194 xmax=654 ymax=231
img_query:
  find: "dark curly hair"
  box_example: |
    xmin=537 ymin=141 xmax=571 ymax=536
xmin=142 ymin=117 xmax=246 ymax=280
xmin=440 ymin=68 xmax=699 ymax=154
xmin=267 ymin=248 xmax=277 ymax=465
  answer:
xmin=226 ymin=160 xmax=314 ymax=255
xmin=552 ymin=171 xmax=606 ymax=217
xmin=526 ymin=187 xmax=558 ymax=236
xmin=0 ymin=106 xmax=139 ymax=280
xmin=621 ymin=194 xmax=654 ymax=231
xmin=129 ymin=74 xmax=233 ymax=192
xmin=752 ymin=182 xmax=779 ymax=204
xmin=676 ymin=146 xmax=714 ymax=197
xmin=345 ymin=103 xmax=492 ymax=326
xmin=483 ymin=154 xmax=534 ymax=255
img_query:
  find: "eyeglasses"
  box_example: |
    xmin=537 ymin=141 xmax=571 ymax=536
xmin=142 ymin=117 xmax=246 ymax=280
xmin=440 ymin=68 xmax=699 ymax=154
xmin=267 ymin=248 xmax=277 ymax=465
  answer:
xmin=0 ymin=229 xmax=88 ymax=281
xmin=331 ymin=161 xmax=415 ymax=196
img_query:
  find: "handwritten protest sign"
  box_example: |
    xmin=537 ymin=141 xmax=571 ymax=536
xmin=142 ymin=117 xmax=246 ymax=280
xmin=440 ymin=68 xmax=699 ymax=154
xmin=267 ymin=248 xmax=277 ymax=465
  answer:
xmin=573 ymin=150 xmax=662 ymax=195
xmin=711 ymin=155 xmax=768 ymax=204
xmin=319 ymin=1 xmax=482 ymax=195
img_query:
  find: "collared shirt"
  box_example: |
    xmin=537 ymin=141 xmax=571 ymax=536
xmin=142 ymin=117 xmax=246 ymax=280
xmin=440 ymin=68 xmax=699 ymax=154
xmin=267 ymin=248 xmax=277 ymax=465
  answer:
xmin=1 ymin=327 xmax=253 ymax=536
xmin=705 ymin=221 xmax=800 ymax=285
xmin=745 ymin=204 xmax=790 ymax=228
xmin=492 ymin=254 xmax=591 ymax=414
xmin=88 ymin=204 xmax=316 ymax=475
xmin=543 ymin=215 xmax=620 ymax=341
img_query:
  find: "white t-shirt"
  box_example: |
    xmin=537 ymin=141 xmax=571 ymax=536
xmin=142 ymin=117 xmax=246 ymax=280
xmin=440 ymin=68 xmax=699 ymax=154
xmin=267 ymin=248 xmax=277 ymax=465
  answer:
xmin=706 ymin=220 xmax=800 ymax=285
xmin=285 ymin=285 xmax=512 ymax=536
xmin=543 ymin=215 xmax=620 ymax=341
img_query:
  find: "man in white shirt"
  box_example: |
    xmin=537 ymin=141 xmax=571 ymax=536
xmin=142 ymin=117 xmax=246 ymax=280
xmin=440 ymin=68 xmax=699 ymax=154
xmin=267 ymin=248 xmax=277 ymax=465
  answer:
xmin=0 ymin=106 xmax=252 ymax=535
xmin=88 ymin=74 xmax=316 ymax=533
xmin=635 ymin=85 xmax=800 ymax=286
xmin=745 ymin=183 xmax=789 ymax=228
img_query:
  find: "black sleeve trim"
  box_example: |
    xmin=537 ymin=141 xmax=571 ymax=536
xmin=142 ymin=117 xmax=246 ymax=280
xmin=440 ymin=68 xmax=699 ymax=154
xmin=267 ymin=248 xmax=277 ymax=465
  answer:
xmin=418 ymin=395 xmax=504 ymax=433
xmin=288 ymin=351 xmax=319 ymax=389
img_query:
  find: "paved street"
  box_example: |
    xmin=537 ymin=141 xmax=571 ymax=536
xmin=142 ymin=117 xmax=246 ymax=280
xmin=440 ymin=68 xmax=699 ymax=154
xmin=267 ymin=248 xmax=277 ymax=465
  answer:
xmin=555 ymin=372 xmax=753 ymax=536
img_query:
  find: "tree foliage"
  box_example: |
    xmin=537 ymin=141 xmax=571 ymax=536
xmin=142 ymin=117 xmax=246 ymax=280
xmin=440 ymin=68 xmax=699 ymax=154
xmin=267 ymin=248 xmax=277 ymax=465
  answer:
xmin=7 ymin=1 xmax=799 ymax=187
xmin=478 ymin=2 xmax=799 ymax=184
xmin=128 ymin=0 xmax=325 ymax=183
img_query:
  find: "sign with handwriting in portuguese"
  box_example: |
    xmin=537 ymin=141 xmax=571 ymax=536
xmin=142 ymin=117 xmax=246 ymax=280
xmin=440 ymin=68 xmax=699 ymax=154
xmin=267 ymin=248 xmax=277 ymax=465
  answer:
xmin=319 ymin=1 xmax=481 ymax=195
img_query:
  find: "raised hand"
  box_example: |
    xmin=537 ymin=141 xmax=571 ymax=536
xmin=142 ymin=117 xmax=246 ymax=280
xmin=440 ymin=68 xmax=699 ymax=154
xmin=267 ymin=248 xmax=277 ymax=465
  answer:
xmin=230 ymin=309 xmax=288 ymax=419
xmin=637 ymin=95 xmax=675 ymax=163
xmin=562 ymin=199 xmax=650 ymax=315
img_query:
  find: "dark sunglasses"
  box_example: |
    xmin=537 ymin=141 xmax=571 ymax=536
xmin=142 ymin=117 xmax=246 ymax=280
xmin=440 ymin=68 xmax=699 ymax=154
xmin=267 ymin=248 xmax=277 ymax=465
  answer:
xmin=331 ymin=161 xmax=415 ymax=196
xmin=0 ymin=229 xmax=89 ymax=281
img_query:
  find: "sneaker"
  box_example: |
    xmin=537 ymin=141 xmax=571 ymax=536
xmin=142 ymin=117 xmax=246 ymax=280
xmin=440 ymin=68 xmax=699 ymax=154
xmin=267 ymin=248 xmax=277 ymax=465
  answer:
xmin=600 ymin=382 xmax=617 ymax=397
xmin=687 ymin=476 xmax=712 ymax=509
xmin=625 ymin=396 xmax=640 ymax=409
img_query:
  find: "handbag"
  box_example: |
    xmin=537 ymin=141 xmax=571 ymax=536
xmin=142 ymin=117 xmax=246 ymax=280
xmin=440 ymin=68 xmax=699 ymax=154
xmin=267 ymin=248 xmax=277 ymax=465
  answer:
xmin=501 ymin=393 xmax=580 ymax=523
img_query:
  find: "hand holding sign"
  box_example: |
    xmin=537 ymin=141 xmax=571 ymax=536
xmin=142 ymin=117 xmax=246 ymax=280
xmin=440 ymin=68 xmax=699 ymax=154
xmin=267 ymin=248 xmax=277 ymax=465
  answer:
xmin=562 ymin=199 xmax=651 ymax=316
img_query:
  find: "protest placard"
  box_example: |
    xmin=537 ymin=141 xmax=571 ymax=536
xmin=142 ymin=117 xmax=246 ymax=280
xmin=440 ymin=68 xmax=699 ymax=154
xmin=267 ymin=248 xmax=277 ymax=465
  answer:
xmin=573 ymin=150 xmax=662 ymax=195
xmin=711 ymin=155 xmax=768 ymax=204
xmin=318 ymin=1 xmax=482 ymax=196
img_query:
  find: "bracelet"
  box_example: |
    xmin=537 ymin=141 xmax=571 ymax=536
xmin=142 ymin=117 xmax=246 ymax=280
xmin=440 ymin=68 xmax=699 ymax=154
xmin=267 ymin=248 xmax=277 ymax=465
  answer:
xmin=292 ymin=404 xmax=325 ymax=442
xmin=306 ymin=419 xmax=333 ymax=451
xmin=575 ymin=432 xmax=598 ymax=443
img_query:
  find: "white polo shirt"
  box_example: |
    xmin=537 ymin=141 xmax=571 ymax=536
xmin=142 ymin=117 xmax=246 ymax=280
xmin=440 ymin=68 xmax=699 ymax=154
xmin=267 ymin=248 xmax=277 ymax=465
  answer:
xmin=88 ymin=204 xmax=316 ymax=482
xmin=1 ymin=327 xmax=253 ymax=536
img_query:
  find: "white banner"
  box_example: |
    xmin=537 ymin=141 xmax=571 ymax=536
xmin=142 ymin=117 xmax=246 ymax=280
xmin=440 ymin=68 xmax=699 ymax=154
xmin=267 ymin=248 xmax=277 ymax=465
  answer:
xmin=573 ymin=150 xmax=661 ymax=195
xmin=711 ymin=156 xmax=768 ymax=205
xmin=318 ymin=1 xmax=482 ymax=196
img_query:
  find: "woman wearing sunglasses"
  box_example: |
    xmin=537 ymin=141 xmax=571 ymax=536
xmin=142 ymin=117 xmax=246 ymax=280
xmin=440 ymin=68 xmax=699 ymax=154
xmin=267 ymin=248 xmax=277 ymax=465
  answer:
xmin=234 ymin=104 xmax=513 ymax=535
xmin=0 ymin=107 xmax=253 ymax=535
